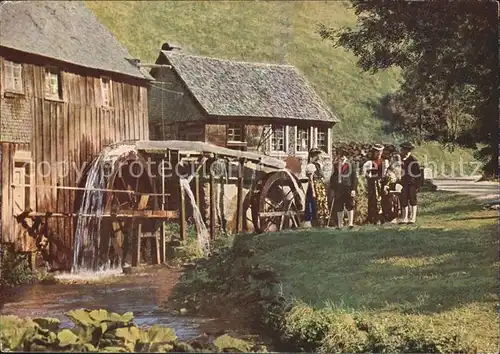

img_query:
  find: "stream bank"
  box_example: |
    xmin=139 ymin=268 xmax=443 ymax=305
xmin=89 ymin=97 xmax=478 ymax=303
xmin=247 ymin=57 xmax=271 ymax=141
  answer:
xmin=0 ymin=264 xmax=269 ymax=350
xmin=171 ymin=233 xmax=484 ymax=353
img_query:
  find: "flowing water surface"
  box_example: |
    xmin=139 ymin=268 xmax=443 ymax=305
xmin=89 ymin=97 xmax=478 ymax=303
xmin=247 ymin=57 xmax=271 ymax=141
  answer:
xmin=0 ymin=267 xmax=237 ymax=340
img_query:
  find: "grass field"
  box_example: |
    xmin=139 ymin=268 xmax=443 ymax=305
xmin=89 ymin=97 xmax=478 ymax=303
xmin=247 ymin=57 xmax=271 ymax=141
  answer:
xmin=86 ymin=1 xmax=401 ymax=142
xmin=240 ymin=191 xmax=498 ymax=351
xmin=86 ymin=1 xmax=481 ymax=170
xmin=413 ymin=142 xmax=483 ymax=177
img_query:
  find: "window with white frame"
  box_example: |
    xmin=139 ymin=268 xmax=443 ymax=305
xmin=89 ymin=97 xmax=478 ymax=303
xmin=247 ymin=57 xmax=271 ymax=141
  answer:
xmin=101 ymin=78 xmax=111 ymax=107
xmin=3 ymin=60 xmax=23 ymax=92
xmin=317 ymin=126 xmax=328 ymax=152
xmin=44 ymin=67 xmax=62 ymax=100
xmin=270 ymin=125 xmax=285 ymax=152
xmin=296 ymin=127 xmax=310 ymax=152
xmin=227 ymin=124 xmax=243 ymax=142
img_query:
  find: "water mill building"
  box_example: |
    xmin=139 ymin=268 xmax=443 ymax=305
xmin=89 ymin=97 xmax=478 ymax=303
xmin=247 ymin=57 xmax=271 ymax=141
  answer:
xmin=0 ymin=1 xmax=152 ymax=268
xmin=148 ymin=46 xmax=339 ymax=230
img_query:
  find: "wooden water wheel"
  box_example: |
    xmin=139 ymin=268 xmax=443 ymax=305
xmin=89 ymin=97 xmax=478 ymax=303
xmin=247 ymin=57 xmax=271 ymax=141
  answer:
xmin=93 ymin=151 xmax=159 ymax=268
xmin=251 ymin=170 xmax=304 ymax=233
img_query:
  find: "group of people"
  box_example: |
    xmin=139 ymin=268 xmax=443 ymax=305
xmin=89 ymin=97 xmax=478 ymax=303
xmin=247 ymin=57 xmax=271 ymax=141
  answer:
xmin=303 ymin=142 xmax=421 ymax=229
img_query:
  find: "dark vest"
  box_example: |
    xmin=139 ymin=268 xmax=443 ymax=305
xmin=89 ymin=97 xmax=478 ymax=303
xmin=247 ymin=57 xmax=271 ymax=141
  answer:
xmin=402 ymin=154 xmax=421 ymax=186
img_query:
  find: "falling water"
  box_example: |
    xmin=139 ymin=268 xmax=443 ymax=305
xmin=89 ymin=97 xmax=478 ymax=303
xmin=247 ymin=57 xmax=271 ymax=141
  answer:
xmin=179 ymin=178 xmax=211 ymax=257
xmin=72 ymin=143 xmax=137 ymax=273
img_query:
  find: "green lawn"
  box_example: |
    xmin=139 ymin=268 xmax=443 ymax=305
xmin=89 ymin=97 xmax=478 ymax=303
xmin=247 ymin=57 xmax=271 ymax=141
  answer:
xmin=413 ymin=142 xmax=483 ymax=176
xmin=243 ymin=191 xmax=498 ymax=351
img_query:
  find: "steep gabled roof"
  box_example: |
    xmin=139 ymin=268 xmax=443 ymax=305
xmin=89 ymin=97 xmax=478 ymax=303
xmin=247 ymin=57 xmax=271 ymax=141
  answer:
xmin=161 ymin=51 xmax=338 ymax=122
xmin=0 ymin=0 xmax=152 ymax=80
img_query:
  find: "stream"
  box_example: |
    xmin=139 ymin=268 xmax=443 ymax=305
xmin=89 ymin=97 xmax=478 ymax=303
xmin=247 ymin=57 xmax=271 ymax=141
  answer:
xmin=0 ymin=266 xmax=246 ymax=341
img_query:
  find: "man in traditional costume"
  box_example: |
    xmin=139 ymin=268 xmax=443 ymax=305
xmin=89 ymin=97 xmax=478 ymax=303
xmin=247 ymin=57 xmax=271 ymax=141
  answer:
xmin=330 ymin=149 xmax=357 ymax=229
xmin=362 ymin=144 xmax=386 ymax=224
xmin=399 ymin=142 xmax=421 ymax=224
xmin=304 ymin=148 xmax=329 ymax=227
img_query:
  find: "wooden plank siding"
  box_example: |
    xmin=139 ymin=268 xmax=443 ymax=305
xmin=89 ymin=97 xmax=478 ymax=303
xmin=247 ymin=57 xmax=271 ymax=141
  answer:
xmin=0 ymin=57 xmax=149 ymax=262
xmin=0 ymin=142 xmax=34 ymax=251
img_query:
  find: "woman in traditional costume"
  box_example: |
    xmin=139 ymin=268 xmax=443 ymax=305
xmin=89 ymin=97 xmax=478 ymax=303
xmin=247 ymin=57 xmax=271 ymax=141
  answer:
xmin=362 ymin=144 xmax=387 ymax=224
xmin=381 ymin=152 xmax=402 ymax=223
xmin=303 ymin=148 xmax=329 ymax=227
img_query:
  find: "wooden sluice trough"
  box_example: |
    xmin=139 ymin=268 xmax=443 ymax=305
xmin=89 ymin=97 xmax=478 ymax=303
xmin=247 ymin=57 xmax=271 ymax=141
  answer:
xmin=13 ymin=140 xmax=306 ymax=269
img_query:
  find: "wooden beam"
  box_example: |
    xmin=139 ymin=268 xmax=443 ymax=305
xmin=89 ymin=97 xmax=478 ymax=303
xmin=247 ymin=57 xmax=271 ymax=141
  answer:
xmin=132 ymin=223 xmax=141 ymax=267
xmin=161 ymin=155 xmax=166 ymax=264
xmin=179 ymin=179 xmax=186 ymax=241
xmin=236 ymin=158 xmax=245 ymax=233
xmin=220 ymin=174 xmax=226 ymax=233
xmin=137 ymin=195 xmax=150 ymax=210
xmin=155 ymin=231 xmax=161 ymax=265
xmin=259 ymin=211 xmax=301 ymax=217
xmin=209 ymin=161 xmax=216 ymax=241
xmin=20 ymin=210 xmax=179 ymax=218
xmin=10 ymin=184 xmax=171 ymax=197
xmin=195 ymin=170 xmax=201 ymax=215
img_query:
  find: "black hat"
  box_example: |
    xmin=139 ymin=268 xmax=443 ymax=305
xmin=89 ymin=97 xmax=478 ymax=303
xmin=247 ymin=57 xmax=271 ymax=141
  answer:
xmin=400 ymin=142 xmax=415 ymax=150
xmin=337 ymin=148 xmax=347 ymax=156
xmin=308 ymin=147 xmax=323 ymax=156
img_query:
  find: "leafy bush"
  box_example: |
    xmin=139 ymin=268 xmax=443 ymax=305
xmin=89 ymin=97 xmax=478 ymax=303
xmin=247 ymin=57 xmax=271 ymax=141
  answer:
xmin=318 ymin=311 xmax=368 ymax=353
xmin=363 ymin=317 xmax=477 ymax=353
xmin=0 ymin=309 xmax=260 ymax=353
xmin=0 ymin=244 xmax=34 ymax=288
xmin=279 ymin=302 xmax=334 ymax=351
xmin=277 ymin=303 xmax=478 ymax=353
xmin=213 ymin=334 xmax=252 ymax=352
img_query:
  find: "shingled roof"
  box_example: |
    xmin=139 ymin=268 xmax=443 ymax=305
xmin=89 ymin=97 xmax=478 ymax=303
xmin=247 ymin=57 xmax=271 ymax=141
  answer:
xmin=161 ymin=51 xmax=338 ymax=122
xmin=0 ymin=1 xmax=151 ymax=80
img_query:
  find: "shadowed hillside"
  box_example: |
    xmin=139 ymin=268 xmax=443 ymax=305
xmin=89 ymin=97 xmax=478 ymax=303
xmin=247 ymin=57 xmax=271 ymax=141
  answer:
xmin=85 ymin=1 xmax=402 ymax=142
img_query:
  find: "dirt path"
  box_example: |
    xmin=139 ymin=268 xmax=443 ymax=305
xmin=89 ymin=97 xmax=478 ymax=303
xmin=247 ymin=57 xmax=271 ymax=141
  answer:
xmin=432 ymin=176 xmax=499 ymax=203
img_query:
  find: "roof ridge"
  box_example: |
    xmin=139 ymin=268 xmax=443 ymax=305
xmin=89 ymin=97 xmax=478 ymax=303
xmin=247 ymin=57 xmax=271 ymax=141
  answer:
xmin=158 ymin=49 xmax=339 ymax=123
xmin=0 ymin=1 xmax=151 ymax=80
xmin=163 ymin=51 xmax=295 ymax=68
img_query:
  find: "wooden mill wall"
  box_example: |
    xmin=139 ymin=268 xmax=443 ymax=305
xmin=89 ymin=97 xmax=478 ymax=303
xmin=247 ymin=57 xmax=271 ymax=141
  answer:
xmin=0 ymin=54 xmax=149 ymax=265
xmin=0 ymin=142 xmax=33 ymax=251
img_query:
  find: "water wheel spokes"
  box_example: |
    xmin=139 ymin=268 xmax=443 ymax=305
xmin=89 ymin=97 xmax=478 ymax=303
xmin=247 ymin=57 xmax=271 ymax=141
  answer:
xmin=98 ymin=155 xmax=158 ymax=268
xmin=255 ymin=170 xmax=304 ymax=233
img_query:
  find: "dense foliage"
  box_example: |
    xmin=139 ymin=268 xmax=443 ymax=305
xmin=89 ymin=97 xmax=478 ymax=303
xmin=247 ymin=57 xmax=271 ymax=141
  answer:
xmin=319 ymin=1 xmax=498 ymax=175
xmin=0 ymin=245 xmax=34 ymax=288
xmin=0 ymin=309 xmax=263 ymax=352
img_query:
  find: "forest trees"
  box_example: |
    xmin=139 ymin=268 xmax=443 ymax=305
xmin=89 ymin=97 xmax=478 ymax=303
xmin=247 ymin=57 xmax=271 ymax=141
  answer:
xmin=319 ymin=0 xmax=498 ymax=176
